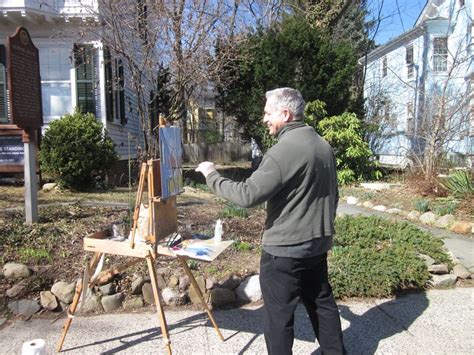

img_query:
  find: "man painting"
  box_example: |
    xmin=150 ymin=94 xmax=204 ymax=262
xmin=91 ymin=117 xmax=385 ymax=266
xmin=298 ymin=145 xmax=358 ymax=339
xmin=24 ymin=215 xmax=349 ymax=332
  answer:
xmin=195 ymin=87 xmax=345 ymax=355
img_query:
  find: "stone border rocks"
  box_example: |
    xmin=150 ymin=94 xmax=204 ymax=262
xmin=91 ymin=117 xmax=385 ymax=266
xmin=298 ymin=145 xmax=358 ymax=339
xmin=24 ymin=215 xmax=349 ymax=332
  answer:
xmin=344 ymin=193 xmax=473 ymax=236
xmin=2 ymin=255 xmax=471 ymax=318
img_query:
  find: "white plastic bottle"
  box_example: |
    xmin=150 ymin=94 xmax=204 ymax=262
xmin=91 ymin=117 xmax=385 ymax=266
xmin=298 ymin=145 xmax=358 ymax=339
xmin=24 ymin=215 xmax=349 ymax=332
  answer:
xmin=214 ymin=219 xmax=223 ymax=243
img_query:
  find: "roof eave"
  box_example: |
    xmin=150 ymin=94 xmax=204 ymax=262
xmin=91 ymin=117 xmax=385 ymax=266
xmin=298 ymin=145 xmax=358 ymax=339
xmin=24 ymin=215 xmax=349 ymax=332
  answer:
xmin=359 ymin=26 xmax=425 ymax=65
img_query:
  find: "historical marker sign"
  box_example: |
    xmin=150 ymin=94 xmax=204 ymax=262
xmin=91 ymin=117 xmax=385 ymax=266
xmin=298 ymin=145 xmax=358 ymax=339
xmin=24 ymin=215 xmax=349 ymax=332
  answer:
xmin=7 ymin=26 xmax=43 ymax=129
xmin=0 ymin=135 xmax=24 ymax=164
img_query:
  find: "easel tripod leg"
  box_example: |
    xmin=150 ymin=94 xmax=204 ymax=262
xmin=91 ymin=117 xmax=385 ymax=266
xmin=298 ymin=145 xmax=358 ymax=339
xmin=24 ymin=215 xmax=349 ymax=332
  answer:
xmin=56 ymin=278 xmax=83 ymax=352
xmin=146 ymin=253 xmax=172 ymax=355
xmin=178 ymin=256 xmax=225 ymax=341
xmin=56 ymin=252 xmax=102 ymax=352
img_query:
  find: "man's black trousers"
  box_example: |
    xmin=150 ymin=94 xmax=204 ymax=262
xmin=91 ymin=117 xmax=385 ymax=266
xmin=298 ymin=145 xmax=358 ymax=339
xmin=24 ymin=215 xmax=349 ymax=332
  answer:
xmin=260 ymin=250 xmax=345 ymax=355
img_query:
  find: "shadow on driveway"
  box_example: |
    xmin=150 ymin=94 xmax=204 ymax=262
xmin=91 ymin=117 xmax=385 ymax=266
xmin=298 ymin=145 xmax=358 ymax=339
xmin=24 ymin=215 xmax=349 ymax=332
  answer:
xmin=60 ymin=292 xmax=429 ymax=354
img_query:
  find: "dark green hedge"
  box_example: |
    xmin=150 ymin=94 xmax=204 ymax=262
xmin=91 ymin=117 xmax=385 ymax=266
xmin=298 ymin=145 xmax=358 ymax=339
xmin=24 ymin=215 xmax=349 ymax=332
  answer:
xmin=329 ymin=215 xmax=451 ymax=298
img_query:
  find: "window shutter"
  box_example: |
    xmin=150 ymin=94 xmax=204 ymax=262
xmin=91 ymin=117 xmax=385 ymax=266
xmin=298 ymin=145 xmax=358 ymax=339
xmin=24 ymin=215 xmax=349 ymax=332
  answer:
xmin=104 ymin=47 xmax=114 ymax=121
xmin=117 ymin=60 xmax=126 ymax=125
xmin=75 ymin=44 xmax=96 ymax=115
xmin=0 ymin=45 xmax=7 ymax=123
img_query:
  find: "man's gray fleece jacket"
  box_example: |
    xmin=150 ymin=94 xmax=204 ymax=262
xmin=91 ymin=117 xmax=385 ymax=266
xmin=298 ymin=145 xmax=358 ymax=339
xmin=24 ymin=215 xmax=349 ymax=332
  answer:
xmin=206 ymin=121 xmax=339 ymax=246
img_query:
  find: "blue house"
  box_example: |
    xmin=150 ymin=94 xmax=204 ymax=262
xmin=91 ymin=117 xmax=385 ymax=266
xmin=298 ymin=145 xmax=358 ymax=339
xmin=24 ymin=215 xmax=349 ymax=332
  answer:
xmin=362 ymin=0 xmax=472 ymax=170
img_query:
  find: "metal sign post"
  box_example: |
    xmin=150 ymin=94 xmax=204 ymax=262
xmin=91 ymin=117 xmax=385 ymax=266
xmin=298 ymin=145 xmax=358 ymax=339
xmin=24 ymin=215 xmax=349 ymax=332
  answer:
xmin=22 ymin=129 xmax=38 ymax=223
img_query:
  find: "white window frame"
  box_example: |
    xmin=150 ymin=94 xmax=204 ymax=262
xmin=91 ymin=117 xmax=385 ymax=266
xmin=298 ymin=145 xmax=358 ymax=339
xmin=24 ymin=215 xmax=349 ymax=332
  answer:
xmin=433 ymin=37 xmax=448 ymax=72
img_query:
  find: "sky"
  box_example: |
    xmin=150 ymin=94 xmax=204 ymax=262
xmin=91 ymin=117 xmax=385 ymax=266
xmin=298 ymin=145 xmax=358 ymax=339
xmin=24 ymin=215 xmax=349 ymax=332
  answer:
xmin=368 ymin=0 xmax=427 ymax=45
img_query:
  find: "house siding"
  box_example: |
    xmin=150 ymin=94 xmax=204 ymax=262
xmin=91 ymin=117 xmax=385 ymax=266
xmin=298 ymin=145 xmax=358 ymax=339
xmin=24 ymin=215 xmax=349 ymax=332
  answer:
xmin=0 ymin=2 xmax=146 ymax=163
xmin=363 ymin=0 xmax=473 ymax=168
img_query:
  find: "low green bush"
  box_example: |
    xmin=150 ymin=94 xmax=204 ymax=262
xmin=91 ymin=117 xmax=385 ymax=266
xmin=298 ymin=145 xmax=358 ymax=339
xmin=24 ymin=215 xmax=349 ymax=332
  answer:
xmin=185 ymin=180 xmax=211 ymax=192
xmin=440 ymin=170 xmax=473 ymax=197
xmin=414 ymin=199 xmax=430 ymax=213
xmin=19 ymin=247 xmax=52 ymax=263
xmin=232 ymin=240 xmax=253 ymax=251
xmin=432 ymin=198 xmax=458 ymax=216
xmin=219 ymin=202 xmax=249 ymax=218
xmin=39 ymin=110 xmax=118 ymax=191
xmin=329 ymin=215 xmax=451 ymax=298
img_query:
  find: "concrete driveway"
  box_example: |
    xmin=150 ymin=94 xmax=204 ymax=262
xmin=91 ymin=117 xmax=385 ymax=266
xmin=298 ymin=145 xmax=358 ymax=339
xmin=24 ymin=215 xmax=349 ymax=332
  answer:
xmin=1 ymin=288 xmax=472 ymax=354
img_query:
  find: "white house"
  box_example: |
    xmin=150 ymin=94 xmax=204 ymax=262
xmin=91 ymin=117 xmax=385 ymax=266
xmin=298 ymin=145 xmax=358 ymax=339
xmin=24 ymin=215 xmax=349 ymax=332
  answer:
xmin=362 ymin=0 xmax=473 ymax=169
xmin=0 ymin=0 xmax=150 ymax=164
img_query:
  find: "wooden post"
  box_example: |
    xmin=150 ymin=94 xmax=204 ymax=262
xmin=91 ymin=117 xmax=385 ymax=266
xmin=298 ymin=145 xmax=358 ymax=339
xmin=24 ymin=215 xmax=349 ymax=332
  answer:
xmin=22 ymin=129 xmax=38 ymax=224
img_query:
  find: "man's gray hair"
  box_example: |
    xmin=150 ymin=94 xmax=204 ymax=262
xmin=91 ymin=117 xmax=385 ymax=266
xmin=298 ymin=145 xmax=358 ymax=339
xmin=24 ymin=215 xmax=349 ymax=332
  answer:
xmin=265 ymin=87 xmax=305 ymax=120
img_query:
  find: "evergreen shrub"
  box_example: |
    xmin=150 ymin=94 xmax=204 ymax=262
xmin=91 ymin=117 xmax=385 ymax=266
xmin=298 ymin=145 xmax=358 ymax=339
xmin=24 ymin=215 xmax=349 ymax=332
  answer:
xmin=329 ymin=215 xmax=451 ymax=298
xmin=39 ymin=110 xmax=118 ymax=190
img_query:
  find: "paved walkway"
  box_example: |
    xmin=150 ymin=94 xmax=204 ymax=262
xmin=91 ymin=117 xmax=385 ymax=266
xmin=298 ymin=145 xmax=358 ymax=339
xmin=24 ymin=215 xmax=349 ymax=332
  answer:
xmin=1 ymin=288 xmax=472 ymax=354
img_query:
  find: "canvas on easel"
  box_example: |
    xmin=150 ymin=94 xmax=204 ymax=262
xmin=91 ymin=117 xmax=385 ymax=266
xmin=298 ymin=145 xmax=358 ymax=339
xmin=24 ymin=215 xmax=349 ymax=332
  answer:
xmin=55 ymin=126 xmax=232 ymax=354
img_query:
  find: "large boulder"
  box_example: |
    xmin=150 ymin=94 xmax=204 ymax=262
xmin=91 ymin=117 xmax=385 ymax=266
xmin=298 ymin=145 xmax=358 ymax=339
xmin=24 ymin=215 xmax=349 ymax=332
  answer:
xmin=131 ymin=276 xmax=145 ymax=294
xmin=99 ymin=283 xmax=116 ymax=296
xmin=51 ymin=281 xmax=76 ymax=304
xmin=420 ymin=212 xmax=437 ymax=225
xmin=3 ymin=263 xmax=31 ymax=280
xmin=220 ymin=274 xmax=242 ymax=290
xmin=6 ymin=279 xmax=29 ymax=298
xmin=435 ymin=214 xmax=455 ymax=229
xmin=430 ymin=274 xmax=457 ymax=288
xmin=142 ymin=283 xmax=155 ymax=305
xmin=8 ymin=299 xmax=40 ymax=317
xmin=42 ymin=183 xmax=57 ymax=192
xmin=235 ymin=275 xmax=262 ymax=303
xmin=407 ymin=211 xmax=421 ymax=221
xmin=123 ymin=297 xmax=144 ymax=310
xmin=453 ymin=264 xmax=470 ymax=279
xmin=179 ymin=275 xmax=190 ymax=291
xmin=209 ymin=288 xmax=236 ymax=307
xmin=346 ymin=196 xmax=358 ymax=205
xmin=101 ymin=293 xmax=124 ymax=312
xmin=188 ymin=276 xmax=207 ymax=304
xmin=450 ymin=221 xmax=472 ymax=235
xmin=162 ymin=288 xmax=187 ymax=306
xmin=79 ymin=291 xmax=103 ymax=313
xmin=362 ymin=201 xmax=374 ymax=209
xmin=40 ymin=291 xmax=58 ymax=311
xmin=428 ymin=264 xmax=449 ymax=274
xmin=168 ymin=275 xmax=179 ymax=288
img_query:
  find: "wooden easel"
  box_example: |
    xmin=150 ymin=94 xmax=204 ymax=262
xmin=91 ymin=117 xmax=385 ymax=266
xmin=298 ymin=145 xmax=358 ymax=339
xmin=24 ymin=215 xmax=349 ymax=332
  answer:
xmin=56 ymin=159 xmax=224 ymax=354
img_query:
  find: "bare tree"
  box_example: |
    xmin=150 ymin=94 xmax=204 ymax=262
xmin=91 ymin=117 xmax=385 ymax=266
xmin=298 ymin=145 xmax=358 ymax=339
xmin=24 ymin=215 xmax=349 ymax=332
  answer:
xmin=416 ymin=40 xmax=472 ymax=180
xmin=363 ymin=31 xmax=472 ymax=181
xmin=67 ymin=0 xmax=251 ymax=153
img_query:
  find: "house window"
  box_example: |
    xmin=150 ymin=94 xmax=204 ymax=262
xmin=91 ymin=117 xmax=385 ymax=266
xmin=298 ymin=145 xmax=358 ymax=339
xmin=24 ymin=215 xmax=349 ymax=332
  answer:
xmin=407 ymin=102 xmax=415 ymax=135
xmin=104 ymin=48 xmax=126 ymax=124
xmin=39 ymin=46 xmax=72 ymax=121
xmin=406 ymin=45 xmax=414 ymax=79
xmin=0 ymin=45 xmax=8 ymax=123
xmin=74 ymin=44 xmax=96 ymax=115
xmin=433 ymin=37 xmax=448 ymax=72
xmin=382 ymin=56 xmax=388 ymax=77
